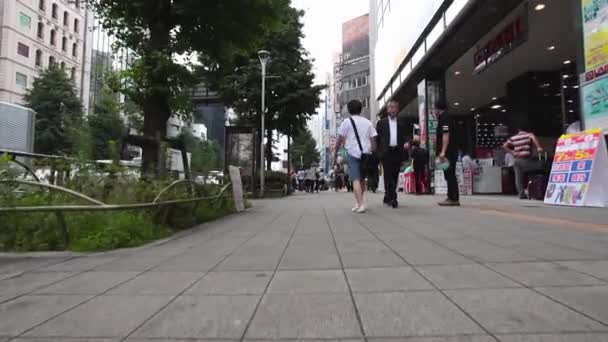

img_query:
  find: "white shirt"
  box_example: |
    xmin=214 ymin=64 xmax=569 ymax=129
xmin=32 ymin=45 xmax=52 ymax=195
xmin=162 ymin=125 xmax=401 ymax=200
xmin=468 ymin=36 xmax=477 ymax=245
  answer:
xmin=338 ymin=115 xmax=377 ymax=158
xmin=389 ymin=117 xmax=398 ymax=146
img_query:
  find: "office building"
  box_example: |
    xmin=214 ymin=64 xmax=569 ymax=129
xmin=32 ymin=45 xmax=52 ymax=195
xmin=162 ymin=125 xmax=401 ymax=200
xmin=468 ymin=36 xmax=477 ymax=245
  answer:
xmin=0 ymin=0 xmax=88 ymax=105
xmin=335 ymin=14 xmax=372 ymax=124
xmin=369 ymin=0 xmax=596 ymax=195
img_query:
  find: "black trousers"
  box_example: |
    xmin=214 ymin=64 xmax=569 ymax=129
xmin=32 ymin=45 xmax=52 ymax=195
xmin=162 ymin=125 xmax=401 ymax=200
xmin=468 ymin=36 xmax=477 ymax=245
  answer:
xmin=443 ymin=155 xmax=459 ymax=202
xmin=414 ymin=166 xmax=425 ymax=194
xmin=382 ymin=149 xmax=402 ymax=203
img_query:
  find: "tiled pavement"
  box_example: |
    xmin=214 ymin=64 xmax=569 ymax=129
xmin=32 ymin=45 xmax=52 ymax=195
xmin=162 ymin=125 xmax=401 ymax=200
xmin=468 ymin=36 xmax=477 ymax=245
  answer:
xmin=1 ymin=192 xmax=608 ymax=341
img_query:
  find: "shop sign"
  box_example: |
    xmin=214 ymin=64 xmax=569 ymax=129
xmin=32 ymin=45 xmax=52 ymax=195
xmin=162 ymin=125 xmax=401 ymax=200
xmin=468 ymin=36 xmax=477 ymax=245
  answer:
xmin=544 ymin=129 xmax=608 ymax=207
xmin=473 ymin=9 xmax=528 ymax=74
xmin=583 ymin=62 xmax=608 ymax=82
xmin=581 ymin=75 xmax=608 ymax=131
xmin=581 ymin=0 xmax=608 ymax=72
xmin=417 ymin=81 xmax=428 ymax=149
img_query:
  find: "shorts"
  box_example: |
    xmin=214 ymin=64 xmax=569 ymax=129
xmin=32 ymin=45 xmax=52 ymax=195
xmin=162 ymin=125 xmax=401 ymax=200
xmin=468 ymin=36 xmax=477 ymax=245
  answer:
xmin=347 ymin=154 xmax=366 ymax=181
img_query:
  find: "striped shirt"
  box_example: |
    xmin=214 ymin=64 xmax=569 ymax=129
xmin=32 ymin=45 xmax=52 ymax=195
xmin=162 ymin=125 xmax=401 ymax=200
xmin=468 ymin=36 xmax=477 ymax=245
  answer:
xmin=507 ymin=131 xmax=533 ymax=158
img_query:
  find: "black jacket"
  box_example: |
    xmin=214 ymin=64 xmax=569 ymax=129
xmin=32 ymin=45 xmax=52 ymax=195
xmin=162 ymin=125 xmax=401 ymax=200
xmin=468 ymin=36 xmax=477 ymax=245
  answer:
xmin=375 ymin=117 xmax=409 ymax=161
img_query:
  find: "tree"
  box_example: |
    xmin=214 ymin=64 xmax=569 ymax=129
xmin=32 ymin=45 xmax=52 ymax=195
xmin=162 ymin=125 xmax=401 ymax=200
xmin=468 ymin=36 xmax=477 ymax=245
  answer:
xmin=89 ymin=85 xmax=125 ymax=160
xmin=291 ymin=127 xmax=320 ymax=170
xmin=202 ymin=6 xmax=325 ymax=171
xmin=25 ymin=67 xmax=83 ymax=156
xmin=87 ymin=0 xmax=290 ymax=175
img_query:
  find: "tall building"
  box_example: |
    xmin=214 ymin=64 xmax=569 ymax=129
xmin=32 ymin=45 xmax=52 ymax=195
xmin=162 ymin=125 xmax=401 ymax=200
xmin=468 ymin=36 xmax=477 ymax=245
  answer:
xmin=334 ymin=13 xmax=372 ymax=133
xmin=0 ymin=0 xmax=88 ymax=105
xmin=369 ymin=0 xmax=591 ymax=195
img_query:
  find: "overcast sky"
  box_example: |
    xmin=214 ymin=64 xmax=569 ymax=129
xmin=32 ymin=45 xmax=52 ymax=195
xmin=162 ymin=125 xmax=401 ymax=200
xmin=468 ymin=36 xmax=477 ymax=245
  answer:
xmin=291 ymin=0 xmax=369 ymax=84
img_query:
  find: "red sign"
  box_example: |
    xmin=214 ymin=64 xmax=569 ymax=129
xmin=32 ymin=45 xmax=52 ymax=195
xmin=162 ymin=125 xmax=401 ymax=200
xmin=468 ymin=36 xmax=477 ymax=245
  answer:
xmin=474 ymin=13 xmax=528 ymax=74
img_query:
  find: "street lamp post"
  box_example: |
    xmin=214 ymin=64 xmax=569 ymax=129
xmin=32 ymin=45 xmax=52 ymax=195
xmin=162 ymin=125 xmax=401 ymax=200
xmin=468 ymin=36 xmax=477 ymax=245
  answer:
xmin=258 ymin=50 xmax=270 ymax=197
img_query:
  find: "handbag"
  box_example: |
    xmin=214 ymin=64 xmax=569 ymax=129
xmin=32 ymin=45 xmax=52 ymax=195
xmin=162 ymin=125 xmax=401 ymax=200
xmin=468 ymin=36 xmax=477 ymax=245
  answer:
xmin=349 ymin=117 xmax=372 ymax=174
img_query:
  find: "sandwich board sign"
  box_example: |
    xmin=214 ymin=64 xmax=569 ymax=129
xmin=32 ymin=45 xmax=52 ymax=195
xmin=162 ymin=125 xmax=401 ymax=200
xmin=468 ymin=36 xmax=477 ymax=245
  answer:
xmin=544 ymin=129 xmax=608 ymax=207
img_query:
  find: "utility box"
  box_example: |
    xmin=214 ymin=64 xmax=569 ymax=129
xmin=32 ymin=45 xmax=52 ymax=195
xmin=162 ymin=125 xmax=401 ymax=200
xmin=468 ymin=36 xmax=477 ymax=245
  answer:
xmin=0 ymin=102 xmax=36 ymax=153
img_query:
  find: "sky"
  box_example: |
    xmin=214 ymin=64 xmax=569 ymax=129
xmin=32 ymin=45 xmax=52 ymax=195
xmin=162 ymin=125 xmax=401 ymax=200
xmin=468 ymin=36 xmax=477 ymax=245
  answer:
xmin=291 ymin=0 xmax=369 ymax=84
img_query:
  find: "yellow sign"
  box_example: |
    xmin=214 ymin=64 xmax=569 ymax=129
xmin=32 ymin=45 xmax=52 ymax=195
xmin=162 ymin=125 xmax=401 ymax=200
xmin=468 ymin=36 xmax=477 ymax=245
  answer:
xmin=582 ymin=0 xmax=608 ymax=71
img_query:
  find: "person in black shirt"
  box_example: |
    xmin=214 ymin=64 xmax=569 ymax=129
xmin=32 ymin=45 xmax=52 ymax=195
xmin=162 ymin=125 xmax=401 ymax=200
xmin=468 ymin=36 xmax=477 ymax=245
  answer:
xmin=436 ymin=100 xmax=460 ymax=206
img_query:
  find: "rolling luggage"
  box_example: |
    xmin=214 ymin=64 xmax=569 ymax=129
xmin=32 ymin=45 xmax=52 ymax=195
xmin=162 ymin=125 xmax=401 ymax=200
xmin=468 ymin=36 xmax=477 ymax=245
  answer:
xmin=527 ymin=174 xmax=548 ymax=200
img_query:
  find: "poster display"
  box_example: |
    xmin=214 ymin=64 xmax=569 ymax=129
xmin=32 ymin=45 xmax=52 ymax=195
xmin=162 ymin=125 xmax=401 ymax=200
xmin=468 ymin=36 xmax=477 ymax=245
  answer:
xmin=228 ymin=165 xmax=245 ymax=212
xmin=544 ymin=129 xmax=608 ymax=207
xmin=435 ymin=163 xmax=473 ymax=196
xmin=582 ymin=0 xmax=608 ymax=72
xmin=582 ymin=75 xmax=608 ymax=131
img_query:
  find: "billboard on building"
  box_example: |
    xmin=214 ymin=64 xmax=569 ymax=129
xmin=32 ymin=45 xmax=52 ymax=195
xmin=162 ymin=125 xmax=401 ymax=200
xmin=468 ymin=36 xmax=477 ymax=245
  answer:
xmin=342 ymin=14 xmax=370 ymax=61
xmin=374 ymin=0 xmax=446 ymax=96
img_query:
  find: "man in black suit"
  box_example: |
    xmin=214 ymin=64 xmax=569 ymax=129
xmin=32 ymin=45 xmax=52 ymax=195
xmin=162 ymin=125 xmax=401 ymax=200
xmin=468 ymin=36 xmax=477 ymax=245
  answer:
xmin=376 ymin=100 xmax=409 ymax=208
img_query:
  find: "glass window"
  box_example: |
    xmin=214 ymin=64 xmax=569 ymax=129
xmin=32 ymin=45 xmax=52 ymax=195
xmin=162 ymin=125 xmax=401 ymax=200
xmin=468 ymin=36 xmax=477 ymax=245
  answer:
xmin=49 ymin=55 xmax=56 ymax=67
xmin=60 ymin=61 xmax=65 ymax=69
xmin=445 ymin=0 xmax=470 ymax=27
xmin=70 ymin=67 xmax=76 ymax=80
xmin=35 ymin=50 xmax=42 ymax=67
xmin=37 ymin=22 xmax=44 ymax=38
xmin=72 ymin=43 xmax=78 ymax=57
xmin=16 ymin=72 xmax=27 ymax=88
xmin=63 ymin=11 xmax=68 ymax=26
xmin=62 ymin=37 xmax=67 ymax=51
xmin=17 ymin=43 xmax=29 ymax=57
xmin=50 ymin=29 xmax=56 ymax=45
xmin=52 ymin=3 xmax=58 ymax=19
xmin=74 ymin=18 xmax=79 ymax=32
xmin=19 ymin=12 xmax=31 ymax=28
xmin=39 ymin=0 xmax=45 ymax=11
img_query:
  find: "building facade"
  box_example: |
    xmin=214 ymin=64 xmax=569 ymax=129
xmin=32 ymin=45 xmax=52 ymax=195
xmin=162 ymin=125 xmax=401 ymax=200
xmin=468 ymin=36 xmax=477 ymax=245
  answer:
xmin=369 ymin=0 xmax=596 ymax=196
xmin=0 ymin=0 xmax=87 ymax=105
xmin=335 ymin=14 xmax=372 ymax=124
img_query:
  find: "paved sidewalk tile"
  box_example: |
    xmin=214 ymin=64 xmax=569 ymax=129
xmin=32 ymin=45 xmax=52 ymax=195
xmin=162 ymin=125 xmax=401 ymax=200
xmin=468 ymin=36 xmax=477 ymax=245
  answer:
xmin=340 ymin=251 xmax=406 ymax=268
xmin=559 ymin=261 xmax=608 ymax=281
xmin=0 ymin=295 xmax=91 ymax=336
xmin=346 ymin=267 xmax=434 ymax=292
xmin=109 ymin=272 xmax=203 ymax=295
xmin=268 ymin=270 xmax=348 ymax=294
xmin=489 ymin=262 xmax=605 ymax=287
xmin=33 ymin=272 xmax=139 ymax=295
xmin=132 ymin=295 xmax=259 ymax=339
xmin=186 ymin=271 xmax=272 ymax=295
xmin=417 ymin=264 xmax=522 ymax=290
xmin=25 ymin=295 xmax=172 ymax=338
xmin=44 ymin=257 xmax=117 ymax=272
xmin=368 ymin=337 xmax=494 ymax=342
xmin=496 ymin=333 xmax=608 ymax=341
xmin=246 ymin=293 xmax=361 ymax=339
xmin=0 ymin=272 xmax=75 ymax=297
xmin=12 ymin=339 xmax=116 ymax=342
xmin=536 ymin=286 xmax=608 ymax=324
xmin=354 ymin=291 xmax=483 ymax=337
xmin=445 ymin=288 xmax=605 ymax=334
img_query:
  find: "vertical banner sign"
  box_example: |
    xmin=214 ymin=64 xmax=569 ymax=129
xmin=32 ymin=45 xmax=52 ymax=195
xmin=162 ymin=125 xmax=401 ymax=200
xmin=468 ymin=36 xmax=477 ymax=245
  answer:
xmin=580 ymin=0 xmax=608 ymax=131
xmin=544 ymin=129 xmax=608 ymax=207
xmin=417 ymin=80 xmax=428 ymax=149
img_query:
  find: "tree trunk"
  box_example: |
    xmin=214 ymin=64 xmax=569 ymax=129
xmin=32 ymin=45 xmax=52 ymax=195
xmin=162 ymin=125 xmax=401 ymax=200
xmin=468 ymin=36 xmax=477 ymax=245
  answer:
xmin=140 ymin=0 xmax=172 ymax=177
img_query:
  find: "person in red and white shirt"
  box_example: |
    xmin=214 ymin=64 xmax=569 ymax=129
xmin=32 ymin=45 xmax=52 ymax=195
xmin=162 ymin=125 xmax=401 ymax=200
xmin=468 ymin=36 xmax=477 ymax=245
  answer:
xmin=503 ymin=122 xmax=544 ymax=199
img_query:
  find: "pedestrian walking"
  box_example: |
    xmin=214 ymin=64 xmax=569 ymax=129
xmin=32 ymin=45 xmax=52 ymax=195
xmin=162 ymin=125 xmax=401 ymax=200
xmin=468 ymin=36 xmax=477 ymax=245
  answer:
xmin=502 ymin=121 xmax=544 ymax=199
xmin=335 ymin=100 xmax=378 ymax=213
xmin=305 ymin=165 xmax=316 ymax=193
xmin=436 ymin=100 xmax=460 ymax=206
xmin=409 ymin=137 xmax=429 ymax=195
xmin=376 ymin=100 xmax=409 ymax=208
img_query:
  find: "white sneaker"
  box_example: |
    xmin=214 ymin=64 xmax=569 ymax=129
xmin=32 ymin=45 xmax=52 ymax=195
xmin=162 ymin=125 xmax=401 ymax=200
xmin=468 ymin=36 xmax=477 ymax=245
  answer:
xmin=351 ymin=206 xmax=360 ymax=212
xmin=356 ymin=206 xmax=367 ymax=213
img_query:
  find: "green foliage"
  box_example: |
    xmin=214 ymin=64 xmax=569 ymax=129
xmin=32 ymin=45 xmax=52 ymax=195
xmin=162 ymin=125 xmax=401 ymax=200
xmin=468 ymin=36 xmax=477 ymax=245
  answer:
xmin=89 ymin=85 xmax=125 ymax=160
xmin=203 ymin=6 xmax=326 ymax=165
xmin=87 ymin=0 xmax=290 ymax=172
xmin=24 ymin=67 xmax=84 ymax=156
xmin=292 ymin=127 xmax=320 ymax=169
xmin=0 ymin=173 xmax=235 ymax=252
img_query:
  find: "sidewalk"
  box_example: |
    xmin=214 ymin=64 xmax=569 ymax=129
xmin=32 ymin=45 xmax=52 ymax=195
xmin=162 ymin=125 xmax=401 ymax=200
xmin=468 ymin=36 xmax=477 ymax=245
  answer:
xmin=0 ymin=191 xmax=607 ymax=341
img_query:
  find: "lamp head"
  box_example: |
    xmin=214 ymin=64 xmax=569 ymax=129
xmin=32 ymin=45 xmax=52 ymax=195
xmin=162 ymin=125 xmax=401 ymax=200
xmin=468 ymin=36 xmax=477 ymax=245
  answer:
xmin=258 ymin=50 xmax=271 ymax=64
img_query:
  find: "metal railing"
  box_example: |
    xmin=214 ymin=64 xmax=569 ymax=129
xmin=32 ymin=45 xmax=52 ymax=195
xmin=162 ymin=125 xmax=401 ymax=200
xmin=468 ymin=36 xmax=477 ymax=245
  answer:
xmin=0 ymin=175 xmax=232 ymax=247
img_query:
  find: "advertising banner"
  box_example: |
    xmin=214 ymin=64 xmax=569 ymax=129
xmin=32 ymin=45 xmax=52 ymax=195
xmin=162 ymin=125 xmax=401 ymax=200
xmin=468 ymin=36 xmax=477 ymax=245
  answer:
xmin=582 ymin=0 xmax=608 ymax=73
xmin=581 ymin=75 xmax=608 ymax=131
xmin=544 ymin=129 xmax=608 ymax=207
